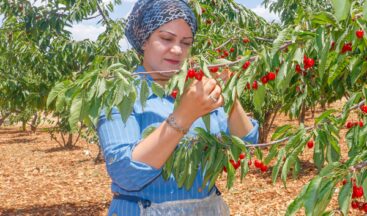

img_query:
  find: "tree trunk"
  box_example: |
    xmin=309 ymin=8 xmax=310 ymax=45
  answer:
xmin=259 ymin=111 xmax=272 ymax=143
xmin=94 ymin=144 xmax=104 ymax=164
xmin=65 ymin=134 xmax=73 ymax=148
xmin=30 ymin=112 xmax=38 ymax=133
xmin=22 ymin=120 xmax=27 ymax=131
xmin=0 ymin=113 xmax=11 ymax=127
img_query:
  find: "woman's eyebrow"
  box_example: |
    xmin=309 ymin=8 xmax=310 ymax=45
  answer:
xmin=159 ymin=30 xmax=193 ymax=39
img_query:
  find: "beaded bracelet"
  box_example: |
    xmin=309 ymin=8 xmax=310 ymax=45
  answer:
xmin=165 ymin=114 xmax=189 ymax=135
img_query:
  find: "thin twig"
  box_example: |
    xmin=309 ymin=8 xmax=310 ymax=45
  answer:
xmin=96 ymin=2 xmax=111 ymax=29
xmin=245 ymin=99 xmax=366 ymax=148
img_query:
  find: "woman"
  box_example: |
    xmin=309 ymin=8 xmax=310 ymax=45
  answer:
xmin=97 ymin=0 xmax=259 ymax=215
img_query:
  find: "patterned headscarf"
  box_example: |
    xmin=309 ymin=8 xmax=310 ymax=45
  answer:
xmin=125 ymin=0 xmax=197 ymax=55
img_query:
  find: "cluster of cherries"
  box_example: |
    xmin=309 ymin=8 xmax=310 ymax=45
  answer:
xmin=295 ymin=55 xmax=315 ymax=75
xmin=223 ymin=153 xmax=246 ymax=172
xmin=346 ymin=121 xmax=364 ymax=129
xmin=342 ymin=178 xmax=367 ymax=212
xmin=222 ymin=153 xmax=269 ymax=173
xmin=339 ymin=29 xmax=365 ymax=54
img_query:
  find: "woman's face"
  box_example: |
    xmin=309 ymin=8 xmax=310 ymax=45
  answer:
xmin=142 ymin=19 xmax=194 ymax=77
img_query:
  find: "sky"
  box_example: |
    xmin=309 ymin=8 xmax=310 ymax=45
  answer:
xmin=0 ymin=0 xmax=279 ymax=51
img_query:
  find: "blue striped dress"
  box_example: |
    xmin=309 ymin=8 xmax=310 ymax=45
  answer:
xmin=96 ymin=66 xmax=259 ymax=215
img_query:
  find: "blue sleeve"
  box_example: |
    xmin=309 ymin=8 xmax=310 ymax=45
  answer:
xmin=97 ymin=108 xmax=162 ymax=191
xmin=217 ymin=107 xmax=260 ymax=144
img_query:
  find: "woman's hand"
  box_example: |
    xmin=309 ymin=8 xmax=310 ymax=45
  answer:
xmin=173 ymin=77 xmax=224 ymax=127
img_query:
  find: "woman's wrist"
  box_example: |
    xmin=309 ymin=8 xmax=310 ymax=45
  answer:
xmin=171 ymin=108 xmax=196 ymax=130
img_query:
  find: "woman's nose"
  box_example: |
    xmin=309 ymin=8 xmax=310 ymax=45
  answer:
xmin=170 ymin=44 xmax=183 ymax=55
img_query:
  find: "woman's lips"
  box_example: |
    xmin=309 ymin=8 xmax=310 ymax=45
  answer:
xmin=165 ymin=59 xmax=180 ymax=65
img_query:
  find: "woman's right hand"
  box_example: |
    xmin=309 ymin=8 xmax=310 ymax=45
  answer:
xmin=172 ymin=77 xmax=224 ymax=127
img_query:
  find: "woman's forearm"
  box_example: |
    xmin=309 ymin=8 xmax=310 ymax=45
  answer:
xmin=131 ymin=109 xmax=195 ymax=170
xmin=228 ymin=99 xmax=254 ymax=138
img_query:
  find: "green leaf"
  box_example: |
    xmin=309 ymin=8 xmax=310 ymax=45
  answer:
xmin=140 ymin=80 xmax=149 ymax=110
xmin=231 ymin=135 xmax=247 ymax=152
xmin=271 ymin=26 xmax=292 ymax=56
xmin=285 ymin=182 xmax=310 ymax=216
xmin=117 ymin=89 xmax=136 ymax=123
xmin=331 ymin=0 xmax=351 ymax=21
xmin=271 ymin=125 xmax=293 ymax=141
xmin=311 ymin=12 xmax=337 ymax=26
xmin=272 ymin=149 xmax=285 ymax=184
xmin=253 ymin=84 xmax=265 ymax=113
xmin=151 ymin=82 xmax=165 ymax=98
xmin=142 ymin=126 xmax=157 ymax=139
xmin=47 ymin=81 xmax=70 ymax=107
xmin=303 ymin=176 xmax=322 ymax=216
xmin=364 ymin=0 xmax=367 ymax=20
xmin=202 ymin=114 xmax=211 ymax=132
xmin=338 ymin=179 xmax=352 ymax=215
xmin=313 ymin=181 xmax=336 ymax=215
xmin=69 ymin=93 xmax=83 ymax=131
xmin=315 ymin=109 xmax=336 ymax=125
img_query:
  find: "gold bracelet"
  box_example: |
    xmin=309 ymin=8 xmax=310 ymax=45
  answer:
xmin=165 ymin=114 xmax=189 ymax=135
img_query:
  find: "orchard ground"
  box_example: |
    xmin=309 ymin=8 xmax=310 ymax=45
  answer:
xmin=0 ymin=98 xmax=362 ymax=216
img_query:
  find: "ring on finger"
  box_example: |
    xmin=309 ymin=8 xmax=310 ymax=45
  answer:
xmin=208 ymin=94 xmax=218 ymax=103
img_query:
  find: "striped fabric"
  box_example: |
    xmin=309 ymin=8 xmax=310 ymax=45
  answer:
xmin=96 ymin=66 xmax=259 ymax=215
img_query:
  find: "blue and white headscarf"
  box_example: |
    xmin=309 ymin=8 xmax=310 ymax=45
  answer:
xmin=125 ymin=0 xmax=198 ymax=55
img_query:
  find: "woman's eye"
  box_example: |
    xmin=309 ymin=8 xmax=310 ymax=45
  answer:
xmin=182 ymin=42 xmax=192 ymax=46
xmin=162 ymin=38 xmax=172 ymax=41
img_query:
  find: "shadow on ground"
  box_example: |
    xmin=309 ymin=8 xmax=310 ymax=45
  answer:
xmin=0 ymin=202 xmax=110 ymax=216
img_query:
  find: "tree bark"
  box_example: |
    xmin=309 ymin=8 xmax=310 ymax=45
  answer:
xmin=0 ymin=113 xmax=11 ymax=127
xmin=30 ymin=112 xmax=38 ymax=133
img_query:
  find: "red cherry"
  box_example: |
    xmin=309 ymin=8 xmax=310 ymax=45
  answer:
xmin=243 ymin=38 xmax=250 ymax=43
xmin=260 ymin=164 xmax=268 ymax=172
xmin=206 ymin=19 xmax=212 ymax=25
xmin=216 ymin=49 xmax=221 ymax=53
xmin=360 ymin=121 xmax=364 ymax=127
xmin=267 ymin=72 xmax=276 ymax=81
xmin=352 ymin=201 xmax=359 ymax=209
xmin=346 ymin=122 xmax=353 ymax=129
xmin=341 ymin=42 xmax=353 ymax=54
xmin=242 ymin=61 xmax=251 ymax=70
xmin=254 ymin=160 xmax=262 ymax=168
xmin=171 ymin=90 xmax=178 ymax=99
xmin=307 ymin=140 xmax=314 ymax=149
xmin=230 ymin=47 xmax=235 ymax=53
xmin=239 ymin=153 xmax=246 ymax=160
xmin=195 ymin=70 xmax=204 ymax=81
xmin=363 ymin=203 xmax=367 ymax=213
xmin=223 ymin=50 xmax=229 ymax=57
xmin=306 ymin=58 xmax=315 ymax=68
xmin=234 ymin=160 xmax=241 ymax=170
xmin=356 ymin=187 xmax=364 ymax=197
xmin=356 ymin=30 xmax=364 ymax=39
xmin=295 ymin=64 xmax=302 ymax=73
xmin=261 ymin=76 xmax=269 ymax=84
xmin=360 ymin=105 xmax=367 ymax=113
xmin=209 ymin=66 xmax=219 ymax=73
xmin=245 ymin=82 xmax=251 ymax=90
xmin=252 ymin=80 xmax=258 ymax=90
xmin=223 ymin=166 xmax=227 ymax=173
xmin=330 ymin=41 xmax=335 ymax=50
xmin=201 ymin=7 xmax=206 ymax=14
xmin=342 ymin=179 xmax=347 ymax=185
xmin=188 ymin=68 xmax=196 ymax=78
